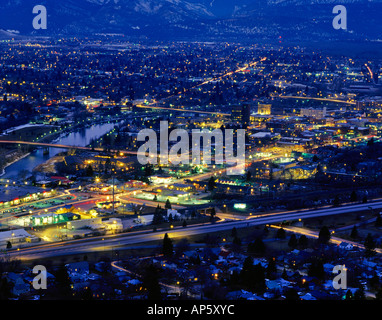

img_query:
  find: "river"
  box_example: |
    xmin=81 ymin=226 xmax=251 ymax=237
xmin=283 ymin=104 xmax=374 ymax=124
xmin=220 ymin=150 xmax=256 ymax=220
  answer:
xmin=1 ymin=122 xmax=118 ymax=179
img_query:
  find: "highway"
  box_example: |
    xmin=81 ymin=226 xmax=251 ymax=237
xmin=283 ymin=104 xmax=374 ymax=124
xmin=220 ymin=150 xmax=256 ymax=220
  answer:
xmin=0 ymin=140 xmax=140 ymax=155
xmin=7 ymin=199 xmax=382 ymax=261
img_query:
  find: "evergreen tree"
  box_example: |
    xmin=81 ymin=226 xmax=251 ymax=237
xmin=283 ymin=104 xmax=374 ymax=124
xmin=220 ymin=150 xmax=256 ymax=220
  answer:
xmin=333 ymin=195 xmax=340 ymax=206
xmin=207 ymin=177 xmax=216 ymax=192
xmin=350 ymin=226 xmax=358 ymax=239
xmin=288 ymin=234 xmax=298 ymax=248
xmin=165 ymin=199 xmax=172 ymax=210
xmin=54 ymin=264 xmax=73 ymax=299
xmin=232 ymin=236 xmax=242 ymax=252
xmin=318 ymin=226 xmax=331 ymax=244
xmin=247 ymin=238 xmax=266 ymax=255
xmin=276 ymin=228 xmax=286 ymax=239
xmin=375 ymin=214 xmax=382 ymax=228
xmin=142 ymin=264 xmax=161 ymax=300
xmin=350 ymin=191 xmax=357 ymax=202
xmin=85 ymin=164 xmax=94 ymax=177
xmin=298 ymin=235 xmax=308 ymax=249
xmin=364 ymin=233 xmax=376 ymax=257
xmin=152 ymin=205 xmax=164 ymax=225
xmin=0 ymin=277 xmax=13 ymax=299
xmin=240 ymin=257 xmax=266 ymax=294
xmin=162 ymin=233 xmax=173 ymax=257
xmin=266 ymin=258 xmax=277 ymax=278
xmin=308 ymin=260 xmax=325 ymax=280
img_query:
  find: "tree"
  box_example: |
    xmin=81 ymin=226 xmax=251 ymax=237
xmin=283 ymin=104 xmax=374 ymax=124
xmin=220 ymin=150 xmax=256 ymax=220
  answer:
xmin=232 ymin=236 xmax=242 ymax=252
xmin=162 ymin=233 xmax=173 ymax=257
xmin=85 ymin=164 xmax=94 ymax=177
xmin=207 ymin=176 xmax=216 ymax=192
xmin=364 ymin=233 xmax=376 ymax=257
xmin=288 ymin=234 xmax=298 ymax=249
xmin=0 ymin=277 xmax=12 ymax=299
xmin=247 ymin=238 xmax=266 ymax=255
xmin=333 ymin=195 xmax=340 ymax=206
xmin=142 ymin=264 xmax=161 ymax=300
xmin=240 ymin=257 xmax=266 ymax=293
xmin=209 ymin=207 xmax=216 ymax=220
xmin=318 ymin=226 xmax=331 ymax=244
xmin=375 ymin=214 xmax=382 ymax=228
xmin=350 ymin=191 xmax=357 ymax=202
xmin=350 ymin=226 xmax=358 ymax=239
xmin=165 ymin=199 xmax=172 ymax=210
xmin=298 ymin=235 xmax=308 ymax=249
xmin=266 ymin=258 xmax=277 ymax=278
xmin=276 ymin=227 xmax=286 ymax=239
xmin=53 ymin=264 xmax=73 ymax=299
xmin=308 ymin=260 xmax=325 ymax=280
xmin=231 ymin=227 xmax=237 ymax=238
xmin=152 ymin=207 xmax=164 ymax=225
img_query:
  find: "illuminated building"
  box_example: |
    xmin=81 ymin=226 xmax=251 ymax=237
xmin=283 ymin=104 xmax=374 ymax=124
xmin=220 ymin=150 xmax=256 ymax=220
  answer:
xmin=231 ymin=103 xmax=251 ymax=128
xmin=257 ymin=103 xmax=272 ymax=115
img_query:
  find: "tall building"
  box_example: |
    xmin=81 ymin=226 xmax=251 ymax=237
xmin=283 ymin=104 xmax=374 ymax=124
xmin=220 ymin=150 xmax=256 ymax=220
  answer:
xmin=232 ymin=103 xmax=251 ymax=128
xmin=257 ymin=103 xmax=272 ymax=115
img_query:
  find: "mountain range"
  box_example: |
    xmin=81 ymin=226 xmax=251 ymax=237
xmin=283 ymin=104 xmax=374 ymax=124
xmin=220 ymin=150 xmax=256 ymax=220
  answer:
xmin=0 ymin=0 xmax=381 ymax=45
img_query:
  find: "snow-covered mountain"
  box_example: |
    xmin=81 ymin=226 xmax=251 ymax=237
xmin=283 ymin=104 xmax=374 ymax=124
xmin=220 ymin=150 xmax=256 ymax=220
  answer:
xmin=0 ymin=0 xmax=380 ymax=42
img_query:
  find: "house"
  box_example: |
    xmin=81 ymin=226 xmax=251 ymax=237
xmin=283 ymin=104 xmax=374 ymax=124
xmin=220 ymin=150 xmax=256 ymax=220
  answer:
xmin=338 ymin=242 xmax=353 ymax=251
xmin=66 ymin=261 xmax=89 ymax=275
xmin=300 ymin=292 xmax=316 ymax=300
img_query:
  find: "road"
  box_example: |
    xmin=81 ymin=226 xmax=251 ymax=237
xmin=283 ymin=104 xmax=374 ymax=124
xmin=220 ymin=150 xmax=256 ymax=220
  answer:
xmin=7 ymin=199 xmax=382 ymax=261
xmin=0 ymin=140 xmax=140 ymax=155
xmin=270 ymin=224 xmax=382 ymax=254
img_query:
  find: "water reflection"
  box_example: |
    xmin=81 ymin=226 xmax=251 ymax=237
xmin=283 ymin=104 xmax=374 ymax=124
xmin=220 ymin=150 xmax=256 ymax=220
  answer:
xmin=2 ymin=122 xmax=117 ymax=179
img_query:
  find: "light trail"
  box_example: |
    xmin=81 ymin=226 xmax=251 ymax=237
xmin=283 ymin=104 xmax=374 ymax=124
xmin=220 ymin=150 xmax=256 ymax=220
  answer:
xmin=140 ymin=57 xmax=267 ymax=114
xmin=277 ymin=95 xmax=356 ymax=105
